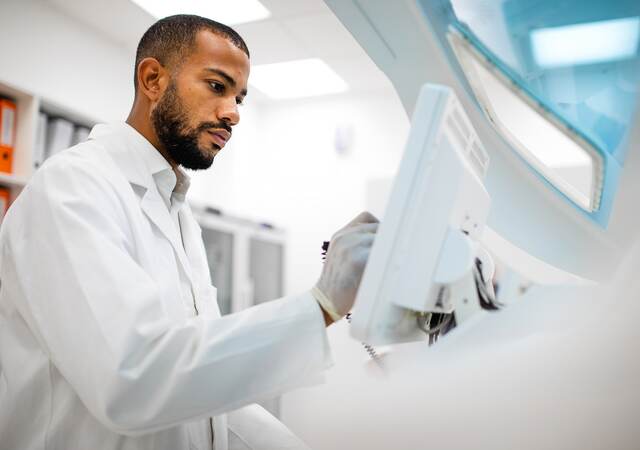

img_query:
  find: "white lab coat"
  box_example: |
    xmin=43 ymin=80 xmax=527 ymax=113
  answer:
xmin=0 ymin=123 xmax=332 ymax=450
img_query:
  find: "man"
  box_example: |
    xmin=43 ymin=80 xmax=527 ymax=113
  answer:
xmin=0 ymin=15 xmax=377 ymax=450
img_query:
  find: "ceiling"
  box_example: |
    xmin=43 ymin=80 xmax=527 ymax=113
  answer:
xmin=44 ymin=0 xmax=394 ymax=102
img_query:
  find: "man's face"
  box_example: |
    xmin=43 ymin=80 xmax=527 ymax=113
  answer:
xmin=151 ymin=31 xmax=250 ymax=170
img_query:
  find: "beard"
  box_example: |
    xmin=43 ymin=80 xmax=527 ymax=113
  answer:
xmin=151 ymin=81 xmax=231 ymax=170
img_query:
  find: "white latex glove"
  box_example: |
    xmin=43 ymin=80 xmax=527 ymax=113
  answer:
xmin=312 ymin=212 xmax=379 ymax=323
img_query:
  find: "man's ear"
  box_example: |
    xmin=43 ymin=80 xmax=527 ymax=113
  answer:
xmin=136 ymin=57 xmax=169 ymax=102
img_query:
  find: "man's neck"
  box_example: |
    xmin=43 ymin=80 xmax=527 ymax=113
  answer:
xmin=126 ymin=113 xmax=178 ymax=170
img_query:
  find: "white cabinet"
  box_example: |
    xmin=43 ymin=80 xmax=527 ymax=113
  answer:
xmin=249 ymin=237 xmax=284 ymax=305
xmin=194 ymin=206 xmax=287 ymax=315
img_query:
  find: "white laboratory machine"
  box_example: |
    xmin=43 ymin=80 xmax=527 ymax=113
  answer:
xmin=318 ymin=1 xmax=640 ymax=449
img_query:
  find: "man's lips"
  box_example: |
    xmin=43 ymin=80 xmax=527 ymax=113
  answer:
xmin=207 ymin=129 xmax=231 ymax=147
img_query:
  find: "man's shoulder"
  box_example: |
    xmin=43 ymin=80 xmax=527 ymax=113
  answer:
xmin=15 ymin=143 xmax=136 ymax=223
xmin=34 ymin=139 xmax=124 ymax=190
xmin=1 ymin=142 xmax=124 ymax=237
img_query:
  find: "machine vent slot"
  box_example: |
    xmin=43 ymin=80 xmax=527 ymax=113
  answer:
xmin=469 ymin=140 xmax=489 ymax=177
xmin=452 ymin=108 xmax=470 ymax=140
xmin=446 ymin=116 xmax=468 ymax=151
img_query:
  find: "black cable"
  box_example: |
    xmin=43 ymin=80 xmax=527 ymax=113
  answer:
xmin=417 ymin=312 xmax=454 ymax=345
xmin=474 ymin=258 xmax=501 ymax=311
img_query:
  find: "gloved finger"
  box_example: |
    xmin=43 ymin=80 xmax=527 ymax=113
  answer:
xmin=348 ymin=222 xmax=379 ymax=234
xmin=325 ymin=235 xmax=375 ymax=266
xmin=355 ymin=233 xmax=376 ymax=246
xmin=331 ymin=223 xmax=379 ymax=242
xmin=347 ymin=211 xmax=379 ymax=226
xmin=330 ymin=212 xmax=379 ymax=241
xmin=334 ymin=222 xmax=378 ymax=239
xmin=346 ymin=211 xmax=379 ymax=227
xmin=344 ymin=230 xmax=376 ymax=246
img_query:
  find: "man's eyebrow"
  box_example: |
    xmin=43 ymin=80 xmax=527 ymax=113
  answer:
xmin=204 ymin=67 xmax=248 ymax=97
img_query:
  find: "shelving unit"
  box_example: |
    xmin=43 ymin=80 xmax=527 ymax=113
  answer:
xmin=0 ymin=172 xmax=30 ymax=188
xmin=0 ymin=79 xmax=99 ymax=201
xmin=0 ymin=81 xmax=39 ymax=192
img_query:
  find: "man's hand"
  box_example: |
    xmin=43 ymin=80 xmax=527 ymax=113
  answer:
xmin=313 ymin=212 xmax=379 ymax=325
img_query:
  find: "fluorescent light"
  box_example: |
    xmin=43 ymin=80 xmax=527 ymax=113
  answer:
xmin=249 ymin=59 xmax=349 ymax=99
xmin=531 ymin=17 xmax=640 ymax=68
xmin=130 ymin=0 xmax=271 ymax=25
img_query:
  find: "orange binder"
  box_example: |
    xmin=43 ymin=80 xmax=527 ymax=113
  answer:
xmin=0 ymin=187 xmax=10 ymax=220
xmin=0 ymin=98 xmax=16 ymax=174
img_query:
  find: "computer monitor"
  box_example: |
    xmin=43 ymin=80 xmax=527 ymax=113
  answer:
xmin=350 ymin=84 xmax=491 ymax=346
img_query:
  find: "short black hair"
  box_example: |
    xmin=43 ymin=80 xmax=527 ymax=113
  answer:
xmin=134 ymin=14 xmax=250 ymax=91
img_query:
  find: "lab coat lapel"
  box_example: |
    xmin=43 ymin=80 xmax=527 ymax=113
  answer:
xmin=138 ymin=189 xmax=196 ymax=285
xmin=98 ymin=123 xmax=197 ymax=285
xmin=179 ymin=206 xmax=223 ymax=317
xmin=179 ymin=205 xmax=207 ymax=280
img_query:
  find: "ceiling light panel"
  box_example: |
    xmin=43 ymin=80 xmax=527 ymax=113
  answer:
xmin=531 ymin=17 xmax=640 ymax=68
xmin=249 ymin=58 xmax=349 ymax=99
xmin=130 ymin=0 xmax=271 ymax=25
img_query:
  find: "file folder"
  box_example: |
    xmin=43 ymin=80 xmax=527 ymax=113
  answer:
xmin=0 ymin=187 xmax=10 ymax=220
xmin=0 ymin=98 xmax=16 ymax=174
xmin=33 ymin=112 xmax=47 ymax=169
xmin=71 ymin=126 xmax=91 ymax=145
xmin=45 ymin=117 xmax=74 ymax=158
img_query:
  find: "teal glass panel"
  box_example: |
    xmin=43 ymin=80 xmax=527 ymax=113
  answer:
xmin=449 ymin=0 xmax=640 ymax=165
xmin=420 ymin=0 xmax=640 ymax=225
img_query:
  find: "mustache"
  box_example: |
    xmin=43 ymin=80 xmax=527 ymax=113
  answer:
xmin=196 ymin=121 xmax=232 ymax=135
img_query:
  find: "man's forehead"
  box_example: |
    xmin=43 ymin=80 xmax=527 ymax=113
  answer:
xmin=188 ymin=31 xmax=250 ymax=77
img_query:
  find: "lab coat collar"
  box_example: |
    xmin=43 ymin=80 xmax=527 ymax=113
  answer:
xmin=88 ymin=123 xmax=196 ymax=284
xmin=133 ymin=130 xmax=191 ymax=206
xmin=89 ymin=122 xmax=159 ymax=191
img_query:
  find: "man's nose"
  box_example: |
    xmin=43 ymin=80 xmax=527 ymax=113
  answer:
xmin=217 ymin=98 xmax=240 ymax=126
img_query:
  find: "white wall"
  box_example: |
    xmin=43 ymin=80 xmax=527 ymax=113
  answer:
xmin=0 ymin=0 xmax=133 ymax=122
xmin=190 ymin=92 xmax=409 ymax=296
xmin=187 ymin=99 xmax=263 ymax=216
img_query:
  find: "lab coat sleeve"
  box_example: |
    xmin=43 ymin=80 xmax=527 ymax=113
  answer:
xmin=0 ymin=156 xmax=333 ymax=435
xmin=227 ymin=404 xmax=312 ymax=450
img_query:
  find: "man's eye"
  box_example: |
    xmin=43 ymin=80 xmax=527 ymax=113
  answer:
xmin=236 ymin=97 xmax=245 ymax=106
xmin=209 ymin=82 xmax=224 ymax=93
